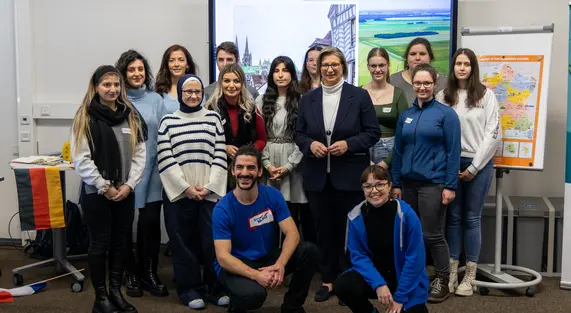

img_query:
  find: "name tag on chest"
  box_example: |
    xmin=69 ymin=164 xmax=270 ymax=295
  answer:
xmin=249 ymin=209 xmax=274 ymax=229
xmin=121 ymin=128 xmax=131 ymax=134
xmin=405 ymin=117 xmax=413 ymax=124
xmin=382 ymin=107 xmax=392 ymax=113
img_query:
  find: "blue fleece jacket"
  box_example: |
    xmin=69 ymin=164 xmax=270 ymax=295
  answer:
xmin=346 ymin=199 xmax=428 ymax=309
xmin=391 ymin=97 xmax=461 ymax=190
xmin=128 ymin=87 xmax=167 ymax=209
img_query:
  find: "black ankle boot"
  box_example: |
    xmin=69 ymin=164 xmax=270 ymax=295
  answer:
xmin=109 ymin=260 xmax=138 ymax=313
xmin=140 ymin=258 xmax=168 ymax=297
xmin=124 ymin=269 xmax=143 ymax=297
xmin=93 ymin=286 xmax=120 ymax=313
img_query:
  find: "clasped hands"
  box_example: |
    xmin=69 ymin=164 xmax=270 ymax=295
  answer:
xmin=310 ymin=140 xmax=348 ymax=158
xmin=103 ymin=184 xmax=131 ymax=201
xmin=376 ymin=285 xmax=403 ymax=313
xmin=267 ymin=165 xmax=289 ymax=181
xmin=184 ymin=185 xmax=211 ymax=200
xmin=253 ymin=261 xmax=286 ymax=289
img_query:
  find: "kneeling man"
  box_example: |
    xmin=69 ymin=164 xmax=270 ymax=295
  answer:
xmin=213 ymin=145 xmax=319 ymax=313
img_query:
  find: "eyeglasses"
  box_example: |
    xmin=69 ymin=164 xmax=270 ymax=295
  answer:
xmin=182 ymin=89 xmax=203 ymax=96
xmin=322 ymin=63 xmax=340 ymax=70
xmin=361 ymin=182 xmax=388 ymax=193
xmin=412 ymin=81 xmax=434 ymax=88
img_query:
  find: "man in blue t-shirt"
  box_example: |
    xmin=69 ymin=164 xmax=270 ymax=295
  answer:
xmin=213 ymin=145 xmax=319 ymax=313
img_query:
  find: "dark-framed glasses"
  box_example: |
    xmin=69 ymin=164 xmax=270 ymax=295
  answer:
xmin=412 ymin=81 xmax=434 ymax=88
xmin=361 ymin=182 xmax=388 ymax=193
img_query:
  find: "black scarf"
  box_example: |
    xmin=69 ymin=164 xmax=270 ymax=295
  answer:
xmin=217 ymin=97 xmax=257 ymax=147
xmin=87 ymin=97 xmax=148 ymax=184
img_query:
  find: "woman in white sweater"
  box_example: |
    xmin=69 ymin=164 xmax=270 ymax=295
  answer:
xmin=158 ymin=74 xmax=228 ymax=309
xmin=436 ymin=48 xmax=502 ymax=296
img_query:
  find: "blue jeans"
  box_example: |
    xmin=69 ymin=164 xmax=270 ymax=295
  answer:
xmin=446 ymin=157 xmax=494 ymax=262
xmin=370 ymin=136 xmax=394 ymax=164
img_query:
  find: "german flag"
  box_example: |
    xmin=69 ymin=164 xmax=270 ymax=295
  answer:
xmin=14 ymin=168 xmax=65 ymax=231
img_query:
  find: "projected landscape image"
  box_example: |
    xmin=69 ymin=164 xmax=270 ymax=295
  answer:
xmin=358 ymin=1 xmax=452 ymax=86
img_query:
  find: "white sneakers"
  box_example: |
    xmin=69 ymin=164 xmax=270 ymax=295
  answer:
xmin=449 ymin=259 xmax=477 ymax=296
xmin=449 ymin=259 xmax=459 ymax=293
xmin=189 ymin=299 xmax=206 ymax=310
xmin=456 ymin=261 xmax=477 ymax=296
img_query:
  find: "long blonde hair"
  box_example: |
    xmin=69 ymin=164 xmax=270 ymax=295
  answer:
xmin=72 ymin=68 xmax=143 ymax=155
xmin=205 ymin=63 xmax=257 ymax=122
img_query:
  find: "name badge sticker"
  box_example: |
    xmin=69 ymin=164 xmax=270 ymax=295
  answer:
xmin=382 ymin=107 xmax=392 ymax=113
xmin=249 ymin=209 xmax=274 ymax=229
xmin=121 ymin=128 xmax=131 ymax=134
xmin=405 ymin=117 xmax=413 ymax=124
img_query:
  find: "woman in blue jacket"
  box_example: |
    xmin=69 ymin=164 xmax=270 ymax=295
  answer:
xmin=116 ymin=50 xmax=168 ymax=298
xmin=335 ymin=165 xmax=428 ymax=313
xmin=391 ymin=63 xmax=461 ymax=303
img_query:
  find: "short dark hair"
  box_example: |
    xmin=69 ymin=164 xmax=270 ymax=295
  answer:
xmin=411 ymin=63 xmax=438 ymax=84
xmin=232 ymin=145 xmax=262 ymax=169
xmin=403 ymin=37 xmax=435 ymax=69
xmin=115 ymin=49 xmax=154 ymax=90
xmin=360 ymin=165 xmax=392 ymax=185
xmin=216 ymin=41 xmax=240 ymax=61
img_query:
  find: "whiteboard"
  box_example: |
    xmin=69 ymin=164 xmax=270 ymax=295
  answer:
xmin=29 ymin=0 xmax=209 ymax=106
xmin=460 ymin=27 xmax=553 ymax=171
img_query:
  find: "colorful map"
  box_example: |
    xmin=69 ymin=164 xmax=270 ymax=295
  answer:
xmin=478 ymin=55 xmax=544 ymax=167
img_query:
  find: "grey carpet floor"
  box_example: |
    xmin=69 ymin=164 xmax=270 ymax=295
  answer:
xmin=1 ymin=246 xmax=570 ymax=312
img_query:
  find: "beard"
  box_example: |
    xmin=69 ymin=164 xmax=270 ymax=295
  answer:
xmin=236 ymin=175 xmax=258 ymax=191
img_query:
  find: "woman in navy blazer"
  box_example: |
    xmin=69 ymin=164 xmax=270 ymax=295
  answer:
xmin=295 ymin=46 xmax=381 ymax=302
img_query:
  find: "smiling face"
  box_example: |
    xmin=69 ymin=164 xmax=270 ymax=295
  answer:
xmin=168 ymin=50 xmax=189 ymax=78
xmin=362 ymin=173 xmax=391 ymax=207
xmin=412 ymin=70 xmax=435 ymax=102
xmin=454 ymin=53 xmax=472 ymax=82
xmin=181 ymin=80 xmax=203 ymax=108
xmin=232 ymin=155 xmax=262 ymax=190
xmin=368 ymin=55 xmax=389 ymax=82
xmin=221 ymin=72 xmax=242 ymax=99
xmin=320 ymin=54 xmax=343 ymax=86
xmin=407 ymin=44 xmax=431 ymax=70
xmin=96 ymin=74 xmax=121 ymax=104
xmin=216 ymin=50 xmax=237 ymax=71
xmin=126 ymin=59 xmax=145 ymax=88
xmin=273 ymin=63 xmax=292 ymax=89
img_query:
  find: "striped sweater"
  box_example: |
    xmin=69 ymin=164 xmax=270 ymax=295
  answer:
xmin=158 ymin=108 xmax=228 ymax=203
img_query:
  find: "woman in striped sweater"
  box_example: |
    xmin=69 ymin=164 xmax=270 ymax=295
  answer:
xmin=158 ymin=74 xmax=229 ymax=310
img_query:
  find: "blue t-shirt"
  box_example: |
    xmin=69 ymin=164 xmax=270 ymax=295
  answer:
xmin=212 ymin=184 xmax=291 ymax=274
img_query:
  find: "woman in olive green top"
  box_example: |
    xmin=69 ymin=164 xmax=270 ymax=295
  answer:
xmin=362 ymin=47 xmax=408 ymax=170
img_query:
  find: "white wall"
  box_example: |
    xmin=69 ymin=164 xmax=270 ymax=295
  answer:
xmin=458 ymin=0 xmax=569 ymax=197
xmin=1 ymin=0 xmax=568 ymax=240
xmin=0 ymin=0 xmax=23 ymax=240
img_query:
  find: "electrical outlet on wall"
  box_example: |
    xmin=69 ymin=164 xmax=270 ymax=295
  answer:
xmin=20 ymin=131 xmax=30 ymax=142
xmin=20 ymin=115 xmax=30 ymax=125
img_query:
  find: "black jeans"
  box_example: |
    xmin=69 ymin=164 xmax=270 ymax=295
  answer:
xmin=402 ymin=180 xmax=450 ymax=278
xmin=289 ymin=202 xmax=316 ymax=245
xmin=125 ymin=201 xmax=162 ymax=271
xmin=335 ymin=270 xmax=428 ymax=313
xmin=163 ymin=194 xmax=217 ymax=304
xmin=218 ymin=242 xmax=319 ymax=312
xmin=81 ymin=190 xmax=134 ymax=291
xmin=305 ymin=176 xmax=364 ymax=283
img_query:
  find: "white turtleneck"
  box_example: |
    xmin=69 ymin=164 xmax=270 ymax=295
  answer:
xmin=322 ymin=79 xmax=344 ymax=173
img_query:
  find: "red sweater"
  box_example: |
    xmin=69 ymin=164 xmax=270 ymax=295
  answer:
xmin=226 ymin=105 xmax=267 ymax=151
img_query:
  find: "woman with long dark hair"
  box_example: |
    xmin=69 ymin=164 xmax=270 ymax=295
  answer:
xmin=155 ymin=44 xmax=198 ymax=113
xmin=389 ymin=38 xmax=447 ymax=105
xmin=436 ymin=48 xmax=501 ymax=296
xmin=71 ymin=65 xmax=147 ymax=313
xmin=297 ymin=46 xmax=323 ymax=94
xmin=255 ymin=56 xmax=314 ymax=244
xmin=362 ymin=47 xmax=408 ymax=170
xmin=115 ymin=49 xmax=168 ymax=298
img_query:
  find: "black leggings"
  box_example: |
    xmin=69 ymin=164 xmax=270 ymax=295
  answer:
xmin=335 ymin=270 xmax=428 ymax=313
xmin=126 ymin=201 xmax=162 ymax=271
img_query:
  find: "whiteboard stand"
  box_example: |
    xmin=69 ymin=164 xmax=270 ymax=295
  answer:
xmin=459 ymin=169 xmax=542 ymax=297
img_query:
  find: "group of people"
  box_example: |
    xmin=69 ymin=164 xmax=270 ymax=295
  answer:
xmin=69 ymin=36 xmax=501 ymax=313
